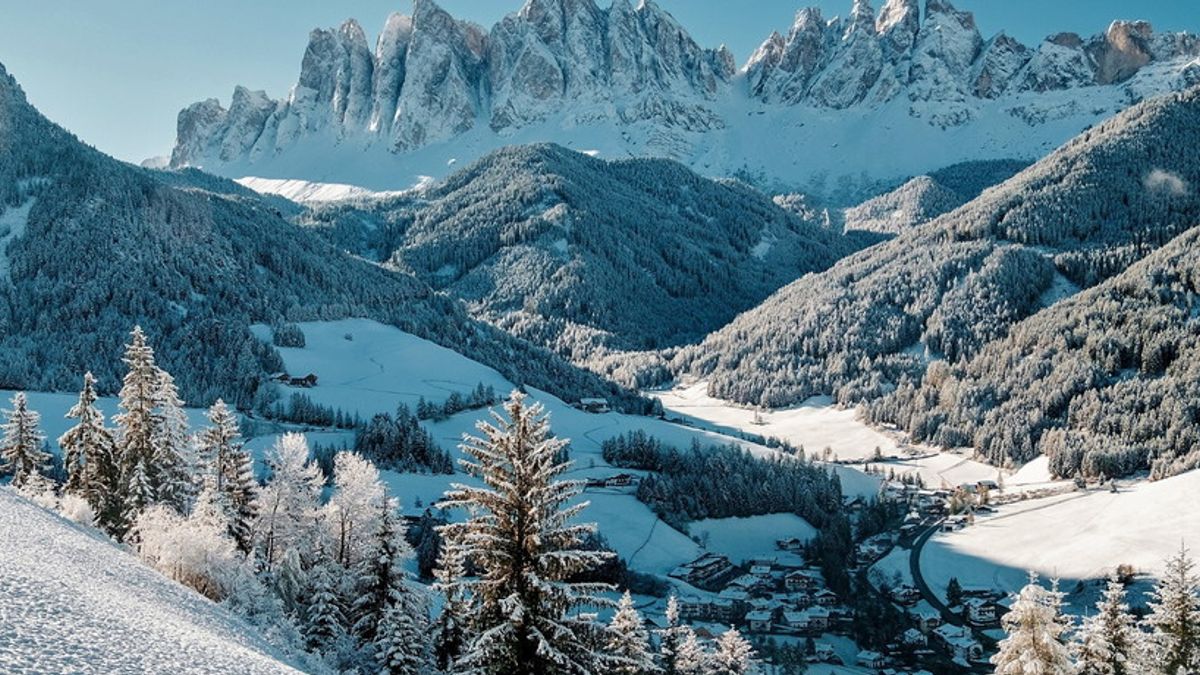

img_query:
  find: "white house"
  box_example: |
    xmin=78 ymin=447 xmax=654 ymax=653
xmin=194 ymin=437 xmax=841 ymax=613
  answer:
xmin=857 ymin=650 xmax=886 ymax=669
xmin=745 ymin=610 xmax=773 ymax=633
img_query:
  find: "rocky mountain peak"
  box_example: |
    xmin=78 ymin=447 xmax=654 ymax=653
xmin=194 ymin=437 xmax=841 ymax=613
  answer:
xmin=170 ymin=0 xmax=1200 ymax=180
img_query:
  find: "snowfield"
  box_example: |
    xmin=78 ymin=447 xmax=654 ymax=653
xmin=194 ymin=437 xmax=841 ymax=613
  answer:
xmin=920 ymin=469 xmax=1200 ymax=606
xmin=653 ymin=381 xmax=928 ymax=462
xmin=251 ymin=319 xmax=514 ymax=419
xmin=235 ymin=176 xmax=405 ymax=204
xmin=0 ymin=489 xmax=300 ymax=674
xmin=689 ymin=513 xmax=816 ymax=565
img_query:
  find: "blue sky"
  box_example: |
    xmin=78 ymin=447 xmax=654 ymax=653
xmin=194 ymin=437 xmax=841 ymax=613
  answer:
xmin=0 ymin=0 xmax=1193 ymax=163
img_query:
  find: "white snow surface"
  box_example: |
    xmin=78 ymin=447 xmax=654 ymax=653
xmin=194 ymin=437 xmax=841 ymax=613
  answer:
xmin=0 ymin=488 xmax=299 ymax=673
xmin=690 ymin=513 xmax=816 ymax=565
xmin=252 ymin=319 xmax=515 ymax=419
xmin=920 ymin=469 xmax=1200 ymax=603
xmin=652 ymin=381 xmax=920 ymax=461
xmin=235 ymin=176 xmax=406 ymax=203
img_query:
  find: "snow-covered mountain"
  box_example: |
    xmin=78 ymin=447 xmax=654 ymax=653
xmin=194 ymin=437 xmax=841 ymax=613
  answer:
xmin=0 ymin=61 xmax=637 ymax=411
xmin=170 ymin=0 xmax=1200 ymax=197
xmin=0 ymin=488 xmax=301 ymax=673
xmin=670 ymin=86 xmax=1200 ymax=415
xmin=298 ymin=143 xmax=869 ymax=378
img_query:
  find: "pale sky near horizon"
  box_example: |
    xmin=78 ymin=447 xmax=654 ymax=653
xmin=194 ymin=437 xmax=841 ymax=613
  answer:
xmin=0 ymin=0 xmax=1194 ymax=163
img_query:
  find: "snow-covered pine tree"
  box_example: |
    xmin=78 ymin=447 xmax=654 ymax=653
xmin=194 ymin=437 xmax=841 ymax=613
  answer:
xmin=0 ymin=392 xmax=49 ymax=488
xmin=375 ymin=588 xmax=431 ymax=674
xmin=440 ymin=391 xmax=615 ymax=674
xmin=1143 ymin=544 xmax=1200 ymax=674
xmin=1074 ymin=573 xmax=1137 ymax=675
xmin=675 ymin=626 xmax=709 ymax=675
xmin=114 ymin=326 xmax=162 ymax=512
xmin=197 ymin=399 xmax=257 ymax=551
xmin=431 ymin=536 xmax=470 ymax=672
xmin=351 ymin=498 xmax=412 ymax=644
xmin=991 ymin=572 xmax=1075 ymax=674
xmin=607 ymin=591 xmax=658 ymax=674
xmin=274 ymin=547 xmax=308 ymax=619
xmin=59 ymin=373 xmax=122 ymax=530
xmin=254 ymin=433 xmax=324 ymax=570
xmin=659 ymin=596 xmax=684 ymax=675
xmin=305 ymin=561 xmax=350 ymax=655
xmin=710 ymin=626 xmax=756 ymax=675
xmin=366 ymin=504 xmax=432 ymax=673
xmin=150 ymin=368 xmax=194 ymax=512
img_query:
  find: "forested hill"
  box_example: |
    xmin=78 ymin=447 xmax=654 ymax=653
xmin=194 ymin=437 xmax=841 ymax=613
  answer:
xmin=0 ymin=62 xmax=635 ymax=410
xmin=672 ymin=86 xmax=1200 ymax=409
xmin=303 ymin=143 xmax=870 ymax=367
xmin=870 ymin=222 xmax=1200 ymax=480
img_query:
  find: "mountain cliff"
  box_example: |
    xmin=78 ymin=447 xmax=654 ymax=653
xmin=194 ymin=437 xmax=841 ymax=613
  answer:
xmin=170 ymin=0 xmax=1200 ymax=197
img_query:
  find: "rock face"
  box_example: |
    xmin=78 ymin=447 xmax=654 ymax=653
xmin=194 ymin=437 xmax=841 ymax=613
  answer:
xmin=173 ymin=0 xmax=731 ymax=168
xmin=172 ymin=0 xmax=1200 ymax=175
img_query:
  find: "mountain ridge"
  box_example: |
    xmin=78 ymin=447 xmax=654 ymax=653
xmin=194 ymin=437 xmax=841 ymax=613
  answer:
xmin=169 ymin=0 xmax=1200 ymax=197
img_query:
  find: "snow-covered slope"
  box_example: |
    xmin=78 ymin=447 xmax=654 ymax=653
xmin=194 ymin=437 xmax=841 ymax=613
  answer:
xmin=0 ymin=489 xmax=300 ymax=673
xmin=920 ymin=469 xmax=1200 ymax=603
xmin=170 ymin=0 xmax=1200 ymax=197
xmin=235 ymin=176 xmax=405 ymax=203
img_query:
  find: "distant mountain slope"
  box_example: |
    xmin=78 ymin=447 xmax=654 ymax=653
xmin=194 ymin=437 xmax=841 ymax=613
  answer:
xmin=672 ymin=86 xmax=1200 ymax=408
xmin=169 ymin=0 xmax=1199 ymax=198
xmin=0 ymin=62 xmax=636 ymax=410
xmin=306 ymin=144 xmax=865 ymax=365
xmin=872 ymin=222 xmax=1200 ymax=479
xmin=843 ymin=159 xmax=1027 ymax=233
xmin=0 ymin=489 xmax=299 ymax=673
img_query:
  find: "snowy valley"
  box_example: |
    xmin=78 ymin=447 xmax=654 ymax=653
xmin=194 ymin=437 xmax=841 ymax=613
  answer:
xmin=3 ymin=0 xmax=1200 ymax=673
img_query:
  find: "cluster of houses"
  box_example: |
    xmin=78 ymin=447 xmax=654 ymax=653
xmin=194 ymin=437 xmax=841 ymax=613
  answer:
xmin=670 ymin=553 xmax=849 ymax=640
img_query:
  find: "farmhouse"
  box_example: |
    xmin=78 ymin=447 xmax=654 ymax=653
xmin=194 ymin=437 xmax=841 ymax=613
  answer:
xmin=745 ymin=610 xmax=773 ymax=633
xmin=577 ymin=397 xmax=610 ymax=413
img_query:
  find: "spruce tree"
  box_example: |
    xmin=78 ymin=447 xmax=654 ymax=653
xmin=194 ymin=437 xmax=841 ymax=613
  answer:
xmin=659 ymin=596 xmax=684 ymax=675
xmin=351 ymin=499 xmax=411 ymax=644
xmin=305 ymin=561 xmax=350 ymax=655
xmin=197 ymin=399 xmax=257 ymax=551
xmin=991 ymin=573 xmax=1075 ymax=674
xmin=59 ymin=372 xmax=121 ymax=527
xmin=1144 ymin=544 xmax=1200 ymax=674
xmin=151 ymin=368 xmax=193 ymax=512
xmin=675 ymin=627 xmax=709 ymax=675
xmin=606 ymin=591 xmax=658 ymax=674
xmin=441 ymin=391 xmax=615 ymax=674
xmin=431 ymin=537 xmax=470 ymax=672
xmin=711 ymin=627 xmax=756 ymax=675
xmin=114 ymin=326 xmax=161 ymax=512
xmin=1 ymin=392 xmax=49 ymax=488
xmin=1074 ymin=573 xmax=1136 ymax=675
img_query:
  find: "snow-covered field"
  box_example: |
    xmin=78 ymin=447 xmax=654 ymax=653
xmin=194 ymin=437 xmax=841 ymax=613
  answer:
xmin=0 ymin=488 xmax=299 ymax=673
xmin=689 ymin=513 xmax=815 ymax=566
xmin=651 ymin=381 xmax=919 ymax=462
xmin=251 ymin=319 xmax=515 ymax=420
xmin=920 ymin=470 xmax=1200 ymax=605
